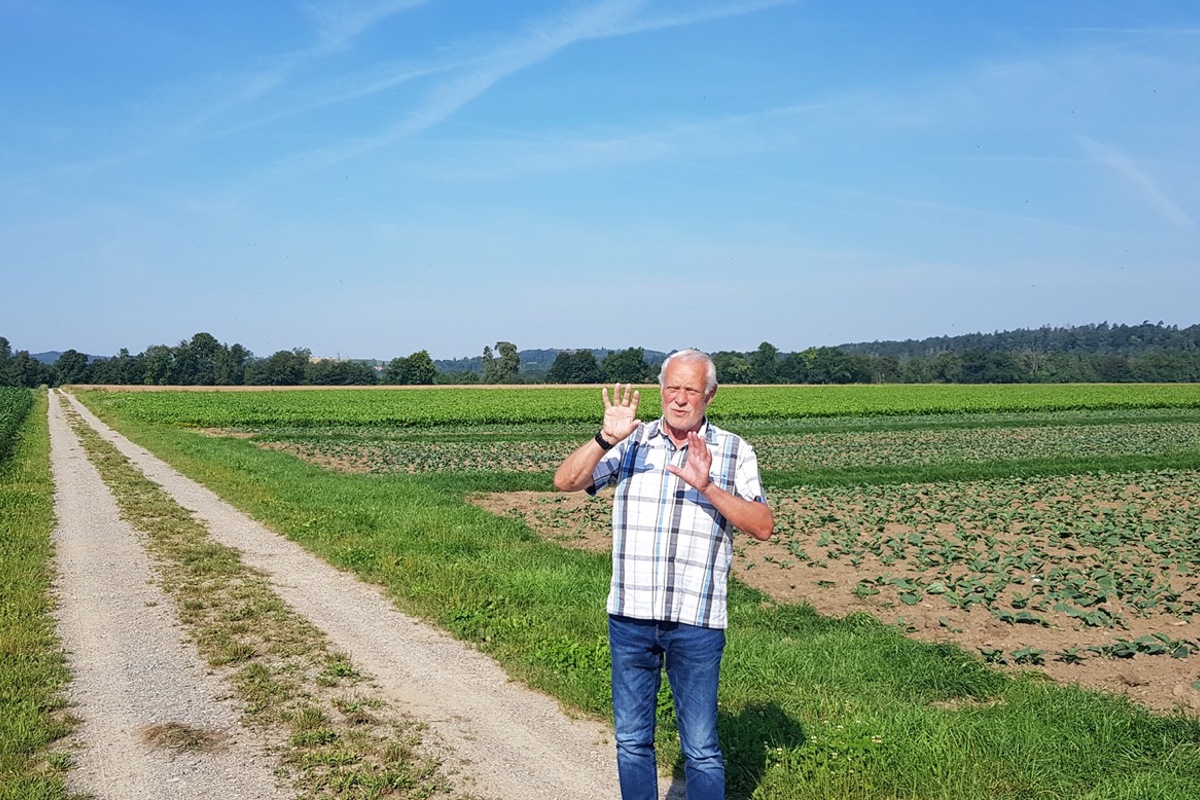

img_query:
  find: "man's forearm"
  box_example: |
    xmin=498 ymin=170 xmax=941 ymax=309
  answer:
xmin=553 ymin=437 xmax=608 ymax=492
xmin=697 ymin=482 xmax=774 ymax=541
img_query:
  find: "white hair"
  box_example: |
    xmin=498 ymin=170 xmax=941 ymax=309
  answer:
xmin=659 ymin=349 xmax=718 ymax=396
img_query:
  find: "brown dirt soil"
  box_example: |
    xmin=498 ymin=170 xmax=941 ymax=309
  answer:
xmin=468 ymin=490 xmax=1200 ymax=716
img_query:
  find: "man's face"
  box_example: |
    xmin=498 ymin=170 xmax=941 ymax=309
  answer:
xmin=660 ymin=359 xmax=714 ymax=435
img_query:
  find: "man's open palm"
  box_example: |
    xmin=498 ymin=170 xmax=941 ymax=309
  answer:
xmin=602 ymin=384 xmax=641 ymax=443
xmin=666 ymin=430 xmax=712 ymax=491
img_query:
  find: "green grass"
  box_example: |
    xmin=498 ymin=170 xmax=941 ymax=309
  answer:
xmin=0 ymin=391 xmax=72 ymax=800
xmin=61 ymin=402 xmax=472 ymax=800
xmin=75 ymin=396 xmax=1200 ymax=800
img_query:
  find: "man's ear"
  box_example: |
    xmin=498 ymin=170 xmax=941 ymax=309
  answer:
xmin=706 ymin=385 xmax=718 ymax=403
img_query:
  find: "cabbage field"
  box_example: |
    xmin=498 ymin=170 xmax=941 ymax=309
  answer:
xmin=78 ymin=383 xmax=1200 ymax=689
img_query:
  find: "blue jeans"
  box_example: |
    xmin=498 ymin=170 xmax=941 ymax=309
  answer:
xmin=608 ymin=614 xmax=726 ymax=800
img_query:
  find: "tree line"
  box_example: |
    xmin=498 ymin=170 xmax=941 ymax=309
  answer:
xmin=0 ymin=333 xmax=433 ymax=388
xmin=2 ymin=322 xmax=1198 ymax=388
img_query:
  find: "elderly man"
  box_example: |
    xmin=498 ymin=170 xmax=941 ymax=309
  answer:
xmin=554 ymin=348 xmax=773 ymax=800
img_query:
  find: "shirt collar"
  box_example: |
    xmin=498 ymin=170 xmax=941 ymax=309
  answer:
xmin=647 ymin=417 xmax=712 ymax=446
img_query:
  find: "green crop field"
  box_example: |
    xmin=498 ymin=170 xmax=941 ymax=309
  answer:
xmin=81 ymin=382 xmax=1200 ymax=428
xmin=71 ymin=383 xmax=1200 ymax=799
xmin=0 ymin=387 xmax=34 ymax=463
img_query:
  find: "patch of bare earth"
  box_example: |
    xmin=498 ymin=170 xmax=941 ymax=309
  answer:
xmin=468 ymin=490 xmax=1200 ymax=716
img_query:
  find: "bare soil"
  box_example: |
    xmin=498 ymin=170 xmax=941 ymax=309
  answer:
xmin=469 ymin=490 xmax=1200 ymax=715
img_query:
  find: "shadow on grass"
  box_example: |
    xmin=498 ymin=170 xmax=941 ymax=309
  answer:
xmin=724 ymin=703 xmax=808 ymax=798
xmin=666 ymin=703 xmax=808 ymax=800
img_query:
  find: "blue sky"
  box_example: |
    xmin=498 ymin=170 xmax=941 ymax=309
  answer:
xmin=2 ymin=1 xmax=1197 ymax=360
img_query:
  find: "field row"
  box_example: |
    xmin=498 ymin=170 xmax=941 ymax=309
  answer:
xmin=79 ymin=383 xmax=1200 ymax=427
xmin=253 ymin=417 xmax=1200 ymax=476
xmin=0 ymin=386 xmax=33 ymax=463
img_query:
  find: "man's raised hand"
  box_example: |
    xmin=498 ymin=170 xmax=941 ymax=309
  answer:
xmin=601 ymin=383 xmax=641 ymax=445
xmin=665 ymin=430 xmax=712 ymax=491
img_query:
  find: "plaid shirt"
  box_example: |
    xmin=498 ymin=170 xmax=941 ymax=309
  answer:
xmin=590 ymin=418 xmax=767 ymax=629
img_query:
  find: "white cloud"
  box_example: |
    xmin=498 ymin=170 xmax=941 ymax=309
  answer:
xmin=1081 ymin=137 xmax=1194 ymax=230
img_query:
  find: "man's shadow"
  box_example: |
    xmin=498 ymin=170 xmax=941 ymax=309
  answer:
xmin=663 ymin=703 xmax=807 ymax=800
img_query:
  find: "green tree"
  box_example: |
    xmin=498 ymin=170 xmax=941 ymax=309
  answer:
xmin=547 ymin=350 xmax=602 ymax=384
xmin=306 ymin=359 xmax=378 ymax=385
xmin=383 ymin=355 xmax=410 ymax=384
xmin=385 ymin=351 xmax=437 ymax=385
xmin=0 ymin=339 xmax=51 ymax=387
xmin=53 ymin=350 xmax=92 ymax=385
xmin=749 ymin=342 xmax=779 ymax=384
xmin=1134 ymin=350 xmax=1200 ymax=382
xmin=245 ymin=349 xmax=310 ymax=385
xmin=0 ymin=337 xmax=13 ymax=386
xmin=869 ymin=355 xmax=902 ymax=384
xmin=929 ymin=351 xmax=963 ymax=384
xmin=91 ymin=348 xmax=138 ymax=384
xmin=139 ymin=344 xmax=174 ymax=385
xmin=436 ymin=370 xmax=480 ymax=385
xmin=405 ymin=350 xmax=437 ymax=385
xmin=960 ymin=350 xmax=1023 ymax=383
xmin=712 ymin=351 xmax=752 ymax=384
xmin=483 ymin=342 xmax=520 ymax=383
xmin=214 ymin=342 xmax=252 ymax=385
xmin=1093 ymin=355 xmax=1133 ymax=383
xmin=175 ymin=332 xmax=223 ymax=385
xmin=601 ymin=347 xmax=655 ymax=383
xmin=776 ymin=352 xmax=809 ymax=384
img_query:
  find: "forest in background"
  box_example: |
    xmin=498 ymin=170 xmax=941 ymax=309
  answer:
xmin=3 ymin=321 xmax=1199 ymax=388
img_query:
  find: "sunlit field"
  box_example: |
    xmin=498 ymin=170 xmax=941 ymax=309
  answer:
xmin=72 ymin=383 xmax=1200 ymax=799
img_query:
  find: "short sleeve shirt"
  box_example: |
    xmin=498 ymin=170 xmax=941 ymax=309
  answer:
xmin=590 ymin=418 xmax=767 ymax=629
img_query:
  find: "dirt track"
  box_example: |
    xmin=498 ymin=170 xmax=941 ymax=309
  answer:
xmin=50 ymin=390 xmax=682 ymax=799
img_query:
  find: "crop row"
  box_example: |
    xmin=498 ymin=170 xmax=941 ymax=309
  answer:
xmin=245 ymin=416 xmax=1198 ymax=477
xmin=79 ymin=383 xmax=1200 ymax=428
xmin=0 ymin=386 xmax=33 ymax=464
xmin=754 ymin=421 xmax=1200 ymax=471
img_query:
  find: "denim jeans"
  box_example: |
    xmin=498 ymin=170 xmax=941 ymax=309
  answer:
xmin=608 ymin=614 xmax=726 ymax=800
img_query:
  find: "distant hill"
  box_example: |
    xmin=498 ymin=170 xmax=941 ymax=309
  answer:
xmin=837 ymin=322 xmax=1200 ymax=359
xmin=32 ymin=351 xmax=104 ymax=364
xmin=435 ymin=348 xmax=670 ymax=376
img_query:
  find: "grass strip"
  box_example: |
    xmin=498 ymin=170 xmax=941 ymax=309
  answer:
xmin=61 ymin=400 xmax=477 ymax=800
xmin=0 ymin=391 xmax=73 ymax=800
xmin=78 ymin=404 xmax=1200 ymax=800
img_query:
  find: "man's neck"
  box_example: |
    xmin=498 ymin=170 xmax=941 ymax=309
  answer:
xmin=662 ymin=418 xmax=703 ymax=448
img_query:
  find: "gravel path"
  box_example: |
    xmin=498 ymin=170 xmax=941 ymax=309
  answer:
xmin=49 ymin=391 xmax=288 ymax=800
xmin=52 ymin=391 xmax=680 ymax=799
